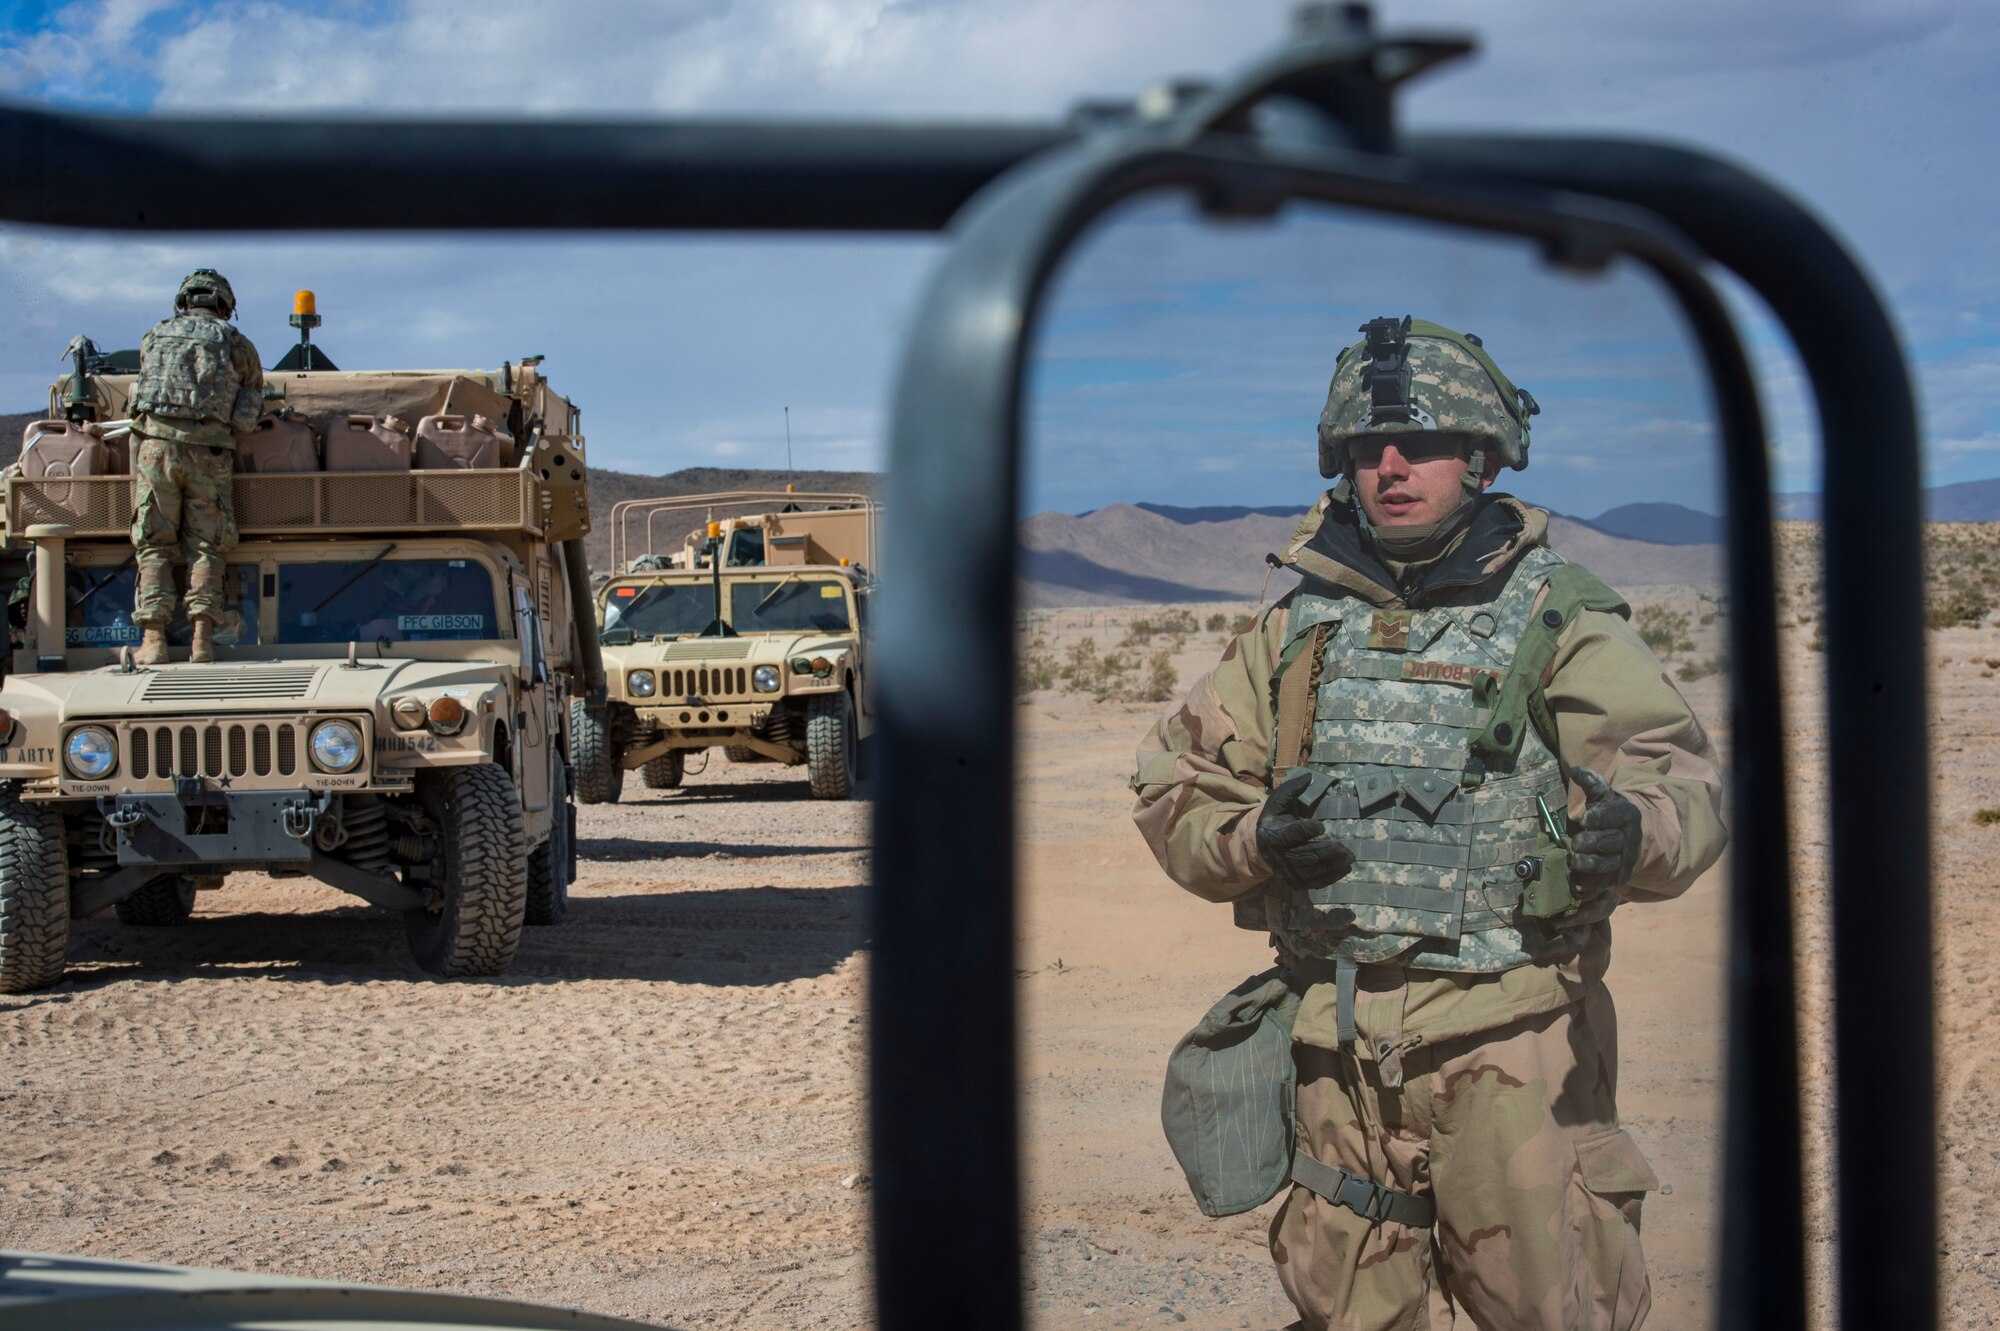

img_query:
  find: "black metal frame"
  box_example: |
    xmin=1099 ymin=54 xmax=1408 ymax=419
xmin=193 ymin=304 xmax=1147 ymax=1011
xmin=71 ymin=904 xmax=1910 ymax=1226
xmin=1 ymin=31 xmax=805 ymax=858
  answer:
xmin=0 ymin=13 xmax=1930 ymax=1331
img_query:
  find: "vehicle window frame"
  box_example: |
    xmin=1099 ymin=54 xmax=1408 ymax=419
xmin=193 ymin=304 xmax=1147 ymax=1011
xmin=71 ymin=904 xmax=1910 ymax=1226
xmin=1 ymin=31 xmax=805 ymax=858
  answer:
xmin=725 ymin=572 xmax=857 ymax=634
xmin=265 ymin=546 xmax=513 ymax=647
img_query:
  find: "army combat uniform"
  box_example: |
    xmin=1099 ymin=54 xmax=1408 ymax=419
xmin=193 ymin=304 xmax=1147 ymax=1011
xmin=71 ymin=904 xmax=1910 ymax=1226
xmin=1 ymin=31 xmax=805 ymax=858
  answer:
xmin=128 ymin=270 xmax=263 ymax=661
xmin=1133 ymin=321 xmax=1726 ymax=1331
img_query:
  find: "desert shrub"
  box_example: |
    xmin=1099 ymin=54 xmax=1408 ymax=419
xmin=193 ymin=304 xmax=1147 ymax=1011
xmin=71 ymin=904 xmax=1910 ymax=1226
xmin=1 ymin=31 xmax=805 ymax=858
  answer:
xmin=1140 ymin=649 xmax=1179 ymax=701
xmin=1205 ymin=612 xmax=1228 ymax=633
xmin=1155 ymin=608 xmax=1199 ymax=636
xmin=1633 ymin=605 xmax=1694 ymax=655
xmin=1060 ymin=636 xmax=1099 ymax=683
xmin=1018 ymin=644 xmax=1057 ymax=694
xmin=1676 ymin=656 xmax=1724 ymax=682
xmin=1927 ymin=583 xmax=1992 ymax=629
xmin=1975 ymin=809 xmax=2000 ymax=827
xmin=1807 ymin=637 xmax=1826 ymax=653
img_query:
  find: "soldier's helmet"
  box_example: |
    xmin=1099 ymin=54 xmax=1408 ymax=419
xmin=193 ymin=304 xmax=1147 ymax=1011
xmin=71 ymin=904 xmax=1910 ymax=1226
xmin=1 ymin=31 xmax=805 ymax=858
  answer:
xmin=174 ymin=269 xmax=236 ymax=319
xmin=1316 ymin=315 xmax=1540 ymax=479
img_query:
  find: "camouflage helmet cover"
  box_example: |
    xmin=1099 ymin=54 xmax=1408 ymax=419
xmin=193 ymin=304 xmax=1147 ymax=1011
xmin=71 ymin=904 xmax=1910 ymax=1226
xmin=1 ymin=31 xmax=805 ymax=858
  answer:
xmin=1316 ymin=316 xmax=1539 ymax=479
xmin=174 ymin=269 xmax=236 ymax=318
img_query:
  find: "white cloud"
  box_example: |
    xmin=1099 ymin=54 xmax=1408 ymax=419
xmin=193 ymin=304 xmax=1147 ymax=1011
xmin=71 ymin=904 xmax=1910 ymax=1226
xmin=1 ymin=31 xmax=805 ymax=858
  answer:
xmin=1 ymin=0 xmax=1993 ymax=512
xmin=1936 ymin=432 xmax=2000 ymax=456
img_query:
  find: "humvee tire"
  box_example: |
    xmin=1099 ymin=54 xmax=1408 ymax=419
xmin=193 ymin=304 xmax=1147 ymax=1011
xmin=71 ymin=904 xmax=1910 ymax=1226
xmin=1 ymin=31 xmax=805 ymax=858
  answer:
xmin=525 ymin=796 xmax=573 ymax=927
xmin=723 ymin=745 xmax=758 ymax=763
xmin=115 ymin=875 xmax=197 ymax=927
xmin=407 ymin=764 xmax=528 ymax=977
xmin=570 ymin=699 xmax=623 ymax=805
xmin=0 ymin=794 xmax=69 ymax=993
xmin=806 ymin=693 xmax=857 ymax=800
xmin=641 ymin=752 xmax=684 ymax=790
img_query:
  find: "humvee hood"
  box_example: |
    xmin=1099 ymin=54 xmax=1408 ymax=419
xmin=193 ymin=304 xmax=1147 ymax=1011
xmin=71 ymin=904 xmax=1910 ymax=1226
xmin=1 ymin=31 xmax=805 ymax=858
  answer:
xmin=643 ymin=635 xmax=849 ymax=664
xmin=4 ymin=659 xmax=512 ymax=719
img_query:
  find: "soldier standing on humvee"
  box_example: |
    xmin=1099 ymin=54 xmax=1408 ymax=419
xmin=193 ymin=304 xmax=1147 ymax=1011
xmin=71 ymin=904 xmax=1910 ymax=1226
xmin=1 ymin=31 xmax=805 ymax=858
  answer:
xmin=128 ymin=269 xmax=264 ymax=665
xmin=1135 ymin=317 xmax=1727 ymax=1329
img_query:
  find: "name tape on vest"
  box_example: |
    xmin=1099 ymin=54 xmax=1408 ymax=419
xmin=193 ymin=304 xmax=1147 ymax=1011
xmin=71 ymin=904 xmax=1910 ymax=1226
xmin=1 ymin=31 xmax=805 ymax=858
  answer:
xmin=1400 ymin=659 xmax=1500 ymax=688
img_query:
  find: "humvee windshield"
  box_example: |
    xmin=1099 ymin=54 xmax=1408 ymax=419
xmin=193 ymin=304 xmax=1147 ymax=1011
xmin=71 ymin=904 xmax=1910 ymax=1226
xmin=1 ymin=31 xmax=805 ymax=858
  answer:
xmin=602 ymin=581 xmax=713 ymax=638
xmin=65 ymin=563 xmax=260 ymax=648
xmin=730 ymin=578 xmax=852 ymax=633
xmin=276 ymin=557 xmax=498 ymax=644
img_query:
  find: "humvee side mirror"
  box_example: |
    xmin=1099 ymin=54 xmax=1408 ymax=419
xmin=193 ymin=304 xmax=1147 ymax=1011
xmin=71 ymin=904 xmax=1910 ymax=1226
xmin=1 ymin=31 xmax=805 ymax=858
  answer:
xmin=0 ymin=8 xmax=1928 ymax=1331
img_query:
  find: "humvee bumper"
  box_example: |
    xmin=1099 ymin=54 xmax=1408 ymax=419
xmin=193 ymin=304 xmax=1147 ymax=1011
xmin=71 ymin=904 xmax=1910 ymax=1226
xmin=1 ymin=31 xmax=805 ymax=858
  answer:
xmin=100 ymin=787 xmax=323 ymax=867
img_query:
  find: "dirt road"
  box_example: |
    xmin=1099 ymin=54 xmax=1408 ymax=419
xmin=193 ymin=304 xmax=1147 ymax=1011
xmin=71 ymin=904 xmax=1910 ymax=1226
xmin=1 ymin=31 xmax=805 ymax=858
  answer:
xmin=1 ymin=610 xmax=1993 ymax=1329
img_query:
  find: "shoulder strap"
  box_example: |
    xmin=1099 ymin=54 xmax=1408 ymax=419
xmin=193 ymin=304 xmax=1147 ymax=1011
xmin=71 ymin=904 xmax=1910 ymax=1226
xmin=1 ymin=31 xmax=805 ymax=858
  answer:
xmin=1468 ymin=564 xmax=1628 ymax=767
xmin=1272 ymin=621 xmax=1330 ymax=772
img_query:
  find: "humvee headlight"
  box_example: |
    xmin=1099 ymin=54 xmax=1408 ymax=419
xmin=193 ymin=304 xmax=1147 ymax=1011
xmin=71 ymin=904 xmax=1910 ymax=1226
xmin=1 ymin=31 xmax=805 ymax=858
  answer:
xmin=627 ymin=669 xmax=656 ymax=697
xmin=752 ymin=665 xmax=780 ymax=693
xmin=426 ymin=697 xmax=468 ymax=736
xmin=63 ymin=726 xmax=116 ymax=779
xmin=391 ymin=697 xmax=428 ymax=731
xmin=309 ymin=720 xmax=363 ymax=773
xmin=790 ymin=657 xmax=812 ymax=675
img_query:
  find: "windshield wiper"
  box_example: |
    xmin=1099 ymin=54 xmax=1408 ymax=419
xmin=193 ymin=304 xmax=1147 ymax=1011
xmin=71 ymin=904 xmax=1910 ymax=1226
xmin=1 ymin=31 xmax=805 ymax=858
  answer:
xmin=69 ymin=551 xmax=137 ymax=609
xmin=753 ymin=571 xmax=804 ymax=614
xmin=311 ymin=543 xmax=398 ymax=613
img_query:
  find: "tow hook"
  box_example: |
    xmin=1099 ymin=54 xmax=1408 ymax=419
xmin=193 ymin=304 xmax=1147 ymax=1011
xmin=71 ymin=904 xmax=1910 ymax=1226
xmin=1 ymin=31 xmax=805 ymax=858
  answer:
xmin=98 ymin=798 xmax=148 ymax=835
xmin=283 ymin=791 xmax=333 ymax=841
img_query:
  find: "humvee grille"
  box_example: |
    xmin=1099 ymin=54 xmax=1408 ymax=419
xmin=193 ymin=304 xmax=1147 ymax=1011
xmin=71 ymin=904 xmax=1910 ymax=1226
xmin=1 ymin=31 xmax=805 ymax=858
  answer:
xmin=665 ymin=666 xmax=749 ymax=699
xmin=128 ymin=719 xmax=309 ymax=780
xmin=142 ymin=666 xmax=322 ymax=702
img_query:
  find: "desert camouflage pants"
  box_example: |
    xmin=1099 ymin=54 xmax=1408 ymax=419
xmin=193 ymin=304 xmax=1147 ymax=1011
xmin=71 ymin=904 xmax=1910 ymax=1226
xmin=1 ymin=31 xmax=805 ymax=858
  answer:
xmin=131 ymin=436 xmax=237 ymax=625
xmin=1271 ymin=985 xmax=1657 ymax=1331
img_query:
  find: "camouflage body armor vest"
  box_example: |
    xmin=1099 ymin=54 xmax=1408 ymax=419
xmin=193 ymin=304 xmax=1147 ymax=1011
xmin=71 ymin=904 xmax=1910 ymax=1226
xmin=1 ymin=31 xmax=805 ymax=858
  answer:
xmin=1266 ymin=545 xmax=1618 ymax=974
xmin=131 ymin=313 xmax=241 ymax=424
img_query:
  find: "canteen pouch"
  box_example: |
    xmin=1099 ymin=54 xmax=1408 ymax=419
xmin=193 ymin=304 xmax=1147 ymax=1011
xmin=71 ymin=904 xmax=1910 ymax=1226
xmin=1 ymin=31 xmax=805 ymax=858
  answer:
xmin=1161 ymin=967 xmax=1301 ymax=1217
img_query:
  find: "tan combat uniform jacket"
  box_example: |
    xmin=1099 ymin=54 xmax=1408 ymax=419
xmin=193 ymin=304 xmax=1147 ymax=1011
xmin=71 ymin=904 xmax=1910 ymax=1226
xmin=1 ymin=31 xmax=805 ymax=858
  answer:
xmin=1131 ymin=493 xmax=1727 ymax=1065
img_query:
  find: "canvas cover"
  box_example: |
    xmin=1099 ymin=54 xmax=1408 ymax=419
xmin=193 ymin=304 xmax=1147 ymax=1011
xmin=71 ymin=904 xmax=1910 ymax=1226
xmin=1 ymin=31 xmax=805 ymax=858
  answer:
xmin=56 ymin=370 xmax=522 ymax=439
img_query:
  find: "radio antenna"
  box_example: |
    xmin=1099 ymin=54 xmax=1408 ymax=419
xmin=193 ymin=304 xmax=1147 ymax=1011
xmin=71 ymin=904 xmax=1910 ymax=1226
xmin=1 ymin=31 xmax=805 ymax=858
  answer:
xmin=784 ymin=406 xmax=794 ymax=485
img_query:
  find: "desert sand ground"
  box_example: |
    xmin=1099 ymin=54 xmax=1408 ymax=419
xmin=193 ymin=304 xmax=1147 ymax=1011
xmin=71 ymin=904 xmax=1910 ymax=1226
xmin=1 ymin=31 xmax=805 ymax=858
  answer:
xmin=1 ymin=598 xmax=1994 ymax=1329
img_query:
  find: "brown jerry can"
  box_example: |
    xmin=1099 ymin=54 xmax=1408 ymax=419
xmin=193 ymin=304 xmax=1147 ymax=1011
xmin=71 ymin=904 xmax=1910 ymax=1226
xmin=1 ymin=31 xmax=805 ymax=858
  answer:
xmin=415 ymin=413 xmax=515 ymax=470
xmin=19 ymin=420 xmax=116 ymax=515
xmin=321 ymin=414 xmax=416 ymax=525
xmin=21 ymin=419 xmax=115 ymax=477
xmin=235 ymin=413 xmax=320 ymax=472
xmin=322 ymin=413 xmax=415 ymax=471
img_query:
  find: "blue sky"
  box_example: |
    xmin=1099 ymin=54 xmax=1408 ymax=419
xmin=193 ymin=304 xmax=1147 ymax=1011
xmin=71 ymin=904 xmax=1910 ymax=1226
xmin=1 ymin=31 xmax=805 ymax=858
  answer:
xmin=1 ymin=0 xmax=1993 ymax=519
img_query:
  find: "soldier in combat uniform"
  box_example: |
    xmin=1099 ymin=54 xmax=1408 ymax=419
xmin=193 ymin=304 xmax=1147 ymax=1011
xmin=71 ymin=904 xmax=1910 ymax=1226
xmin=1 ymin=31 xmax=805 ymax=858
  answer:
xmin=1133 ymin=317 xmax=1727 ymax=1329
xmin=128 ymin=269 xmax=264 ymax=665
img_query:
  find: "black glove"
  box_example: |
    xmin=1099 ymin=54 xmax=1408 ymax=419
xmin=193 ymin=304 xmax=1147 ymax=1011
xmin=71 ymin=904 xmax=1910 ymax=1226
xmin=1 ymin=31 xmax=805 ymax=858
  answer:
xmin=1255 ymin=772 xmax=1355 ymax=892
xmin=1569 ymin=767 xmax=1642 ymax=892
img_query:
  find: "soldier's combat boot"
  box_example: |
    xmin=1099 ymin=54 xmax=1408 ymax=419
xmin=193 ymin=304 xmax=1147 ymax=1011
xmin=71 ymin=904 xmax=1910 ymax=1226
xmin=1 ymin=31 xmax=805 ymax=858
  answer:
xmin=189 ymin=617 xmax=215 ymax=664
xmin=135 ymin=625 xmax=169 ymax=666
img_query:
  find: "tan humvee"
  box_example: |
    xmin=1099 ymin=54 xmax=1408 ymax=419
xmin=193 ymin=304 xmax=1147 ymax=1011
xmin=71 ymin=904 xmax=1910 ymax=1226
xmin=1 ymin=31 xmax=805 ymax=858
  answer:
xmin=0 ymin=332 xmax=605 ymax=991
xmin=573 ymin=493 xmax=875 ymax=802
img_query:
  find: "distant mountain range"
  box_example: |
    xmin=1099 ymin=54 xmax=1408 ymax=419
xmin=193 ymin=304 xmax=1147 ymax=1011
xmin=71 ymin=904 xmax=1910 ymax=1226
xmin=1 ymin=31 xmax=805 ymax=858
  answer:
xmin=1021 ymin=502 xmax=1727 ymax=607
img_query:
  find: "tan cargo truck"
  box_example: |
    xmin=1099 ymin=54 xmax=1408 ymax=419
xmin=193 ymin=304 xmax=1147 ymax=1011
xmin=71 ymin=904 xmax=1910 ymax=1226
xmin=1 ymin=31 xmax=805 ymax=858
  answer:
xmin=573 ymin=493 xmax=875 ymax=802
xmin=0 ymin=321 xmax=605 ymax=991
